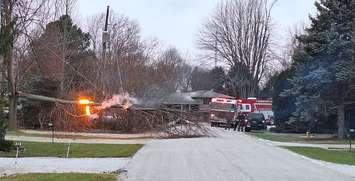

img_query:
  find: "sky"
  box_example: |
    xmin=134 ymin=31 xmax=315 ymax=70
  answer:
xmin=77 ymin=0 xmax=317 ymax=60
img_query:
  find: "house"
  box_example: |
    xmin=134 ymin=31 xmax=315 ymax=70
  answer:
xmin=161 ymin=90 xmax=233 ymax=112
xmin=161 ymin=92 xmax=201 ymax=111
xmin=190 ymin=90 xmax=234 ymax=105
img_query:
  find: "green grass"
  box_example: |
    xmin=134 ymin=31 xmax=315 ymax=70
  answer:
xmin=0 ymin=173 xmax=116 ymax=181
xmin=249 ymin=131 xmax=353 ymax=144
xmin=285 ymin=146 xmax=355 ymax=165
xmin=0 ymin=141 xmax=143 ymax=158
xmin=249 ymin=132 xmax=303 ymax=142
xmin=6 ymin=131 xmax=144 ymax=140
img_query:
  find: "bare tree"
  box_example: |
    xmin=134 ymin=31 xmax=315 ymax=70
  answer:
xmin=1 ymin=0 xmax=49 ymax=129
xmin=44 ymin=0 xmax=78 ymax=21
xmin=87 ymin=12 xmax=142 ymax=96
xmin=198 ymin=0 xmax=276 ymax=98
xmin=277 ymin=23 xmax=305 ymax=71
xmin=0 ymin=0 xmax=81 ymax=130
xmin=178 ymin=63 xmax=193 ymax=92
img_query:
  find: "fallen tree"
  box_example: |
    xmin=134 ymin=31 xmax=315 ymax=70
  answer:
xmin=17 ymin=91 xmax=210 ymax=137
xmin=94 ymin=106 xmax=210 ymax=138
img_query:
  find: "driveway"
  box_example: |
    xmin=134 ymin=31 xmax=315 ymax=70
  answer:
xmin=126 ymin=128 xmax=355 ymax=181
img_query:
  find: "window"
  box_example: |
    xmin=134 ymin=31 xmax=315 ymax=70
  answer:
xmin=245 ymin=105 xmax=250 ymax=111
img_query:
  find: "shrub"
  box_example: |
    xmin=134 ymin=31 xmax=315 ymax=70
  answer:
xmin=269 ymin=127 xmax=282 ymax=133
xmin=0 ymin=140 xmax=14 ymax=152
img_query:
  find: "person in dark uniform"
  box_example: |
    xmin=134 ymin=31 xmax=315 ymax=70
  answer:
xmin=225 ymin=119 xmax=231 ymax=130
xmin=237 ymin=113 xmax=247 ymax=132
xmin=233 ymin=114 xmax=240 ymax=131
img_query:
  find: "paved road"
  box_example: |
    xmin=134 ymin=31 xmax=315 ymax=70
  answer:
xmin=126 ymin=129 xmax=355 ymax=181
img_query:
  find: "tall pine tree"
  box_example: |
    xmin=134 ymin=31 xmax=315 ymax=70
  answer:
xmin=288 ymin=0 xmax=353 ymax=138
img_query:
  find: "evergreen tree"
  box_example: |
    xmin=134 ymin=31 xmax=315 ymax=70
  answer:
xmin=226 ymin=63 xmax=255 ymax=98
xmin=20 ymin=15 xmax=95 ymax=129
xmin=287 ymin=0 xmax=353 ymax=137
xmin=271 ymin=69 xmax=297 ymax=127
xmin=209 ymin=67 xmax=225 ymax=93
xmin=191 ymin=67 xmax=210 ymax=91
xmin=191 ymin=66 xmax=226 ymax=92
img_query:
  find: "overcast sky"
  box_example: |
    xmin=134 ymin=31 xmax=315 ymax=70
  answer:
xmin=77 ymin=0 xmax=317 ymax=59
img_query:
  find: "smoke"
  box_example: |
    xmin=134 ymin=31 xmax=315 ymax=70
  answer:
xmin=89 ymin=93 xmax=138 ymax=120
xmin=101 ymin=93 xmax=138 ymax=110
xmin=89 ymin=114 xmax=99 ymax=120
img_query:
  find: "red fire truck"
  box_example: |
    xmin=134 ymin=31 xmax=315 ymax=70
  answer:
xmin=210 ymin=97 xmax=238 ymax=127
xmin=238 ymin=97 xmax=274 ymax=125
xmin=209 ymin=97 xmax=274 ymax=127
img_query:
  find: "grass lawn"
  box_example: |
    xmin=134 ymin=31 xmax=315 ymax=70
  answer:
xmin=249 ymin=131 xmax=353 ymax=144
xmin=0 ymin=173 xmax=116 ymax=181
xmin=249 ymin=132 xmax=303 ymax=142
xmin=285 ymin=146 xmax=355 ymax=165
xmin=0 ymin=141 xmax=143 ymax=158
xmin=6 ymin=130 xmax=149 ymax=140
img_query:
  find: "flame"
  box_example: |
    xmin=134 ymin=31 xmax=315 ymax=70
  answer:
xmin=85 ymin=105 xmax=91 ymax=116
xmin=79 ymin=99 xmax=92 ymax=105
xmin=78 ymin=98 xmax=93 ymax=117
xmin=77 ymin=94 xmax=136 ymax=119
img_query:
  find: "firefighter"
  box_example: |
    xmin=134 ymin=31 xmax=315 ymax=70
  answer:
xmin=237 ymin=113 xmax=247 ymax=132
xmin=225 ymin=119 xmax=232 ymax=131
xmin=233 ymin=114 xmax=239 ymax=131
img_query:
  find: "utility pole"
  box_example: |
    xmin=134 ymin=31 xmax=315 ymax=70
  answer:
xmin=117 ymin=58 xmax=124 ymax=94
xmin=101 ymin=5 xmax=109 ymax=96
xmin=102 ymin=5 xmax=124 ymax=94
xmin=65 ymin=0 xmax=69 ymax=16
xmin=214 ymin=41 xmax=217 ymax=68
xmin=2 ymin=0 xmax=17 ymax=130
xmin=214 ymin=30 xmax=217 ymax=68
xmin=102 ymin=5 xmax=109 ymax=56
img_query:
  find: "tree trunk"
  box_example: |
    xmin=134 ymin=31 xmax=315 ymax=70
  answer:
xmin=17 ymin=91 xmax=100 ymax=105
xmin=5 ymin=41 xmax=17 ymax=130
xmin=3 ymin=0 xmax=17 ymax=130
xmin=7 ymin=94 xmax=17 ymax=130
xmin=337 ymin=103 xmax=345 ymax=139
xmin=5 ymin=36 xmax=16 ymax=130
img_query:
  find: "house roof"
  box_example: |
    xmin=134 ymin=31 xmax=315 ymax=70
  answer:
xmin=162 ymin=90 xmax=233 ymax=105
xmin=162 ymin=92 xmax=201 ymax=105
xmin=190 ymin=90 xmax=234 ymax=99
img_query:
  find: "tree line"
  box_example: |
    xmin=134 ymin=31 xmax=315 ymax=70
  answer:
xmin=0 ymin=0 xmax=278 ymax=131
xmin=2 ymin=0 xmax=351 ymax=139
xmin=0 ymin=0 xmax=196 ymax=131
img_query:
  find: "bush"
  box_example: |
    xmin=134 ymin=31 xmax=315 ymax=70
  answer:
xmin=274 ymin=114 xmax=337 ymax=134
xmin=269 ymin=127 xmax=283 ymax=133
xmin=0 ymin=140 xmax=14 ymax=152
